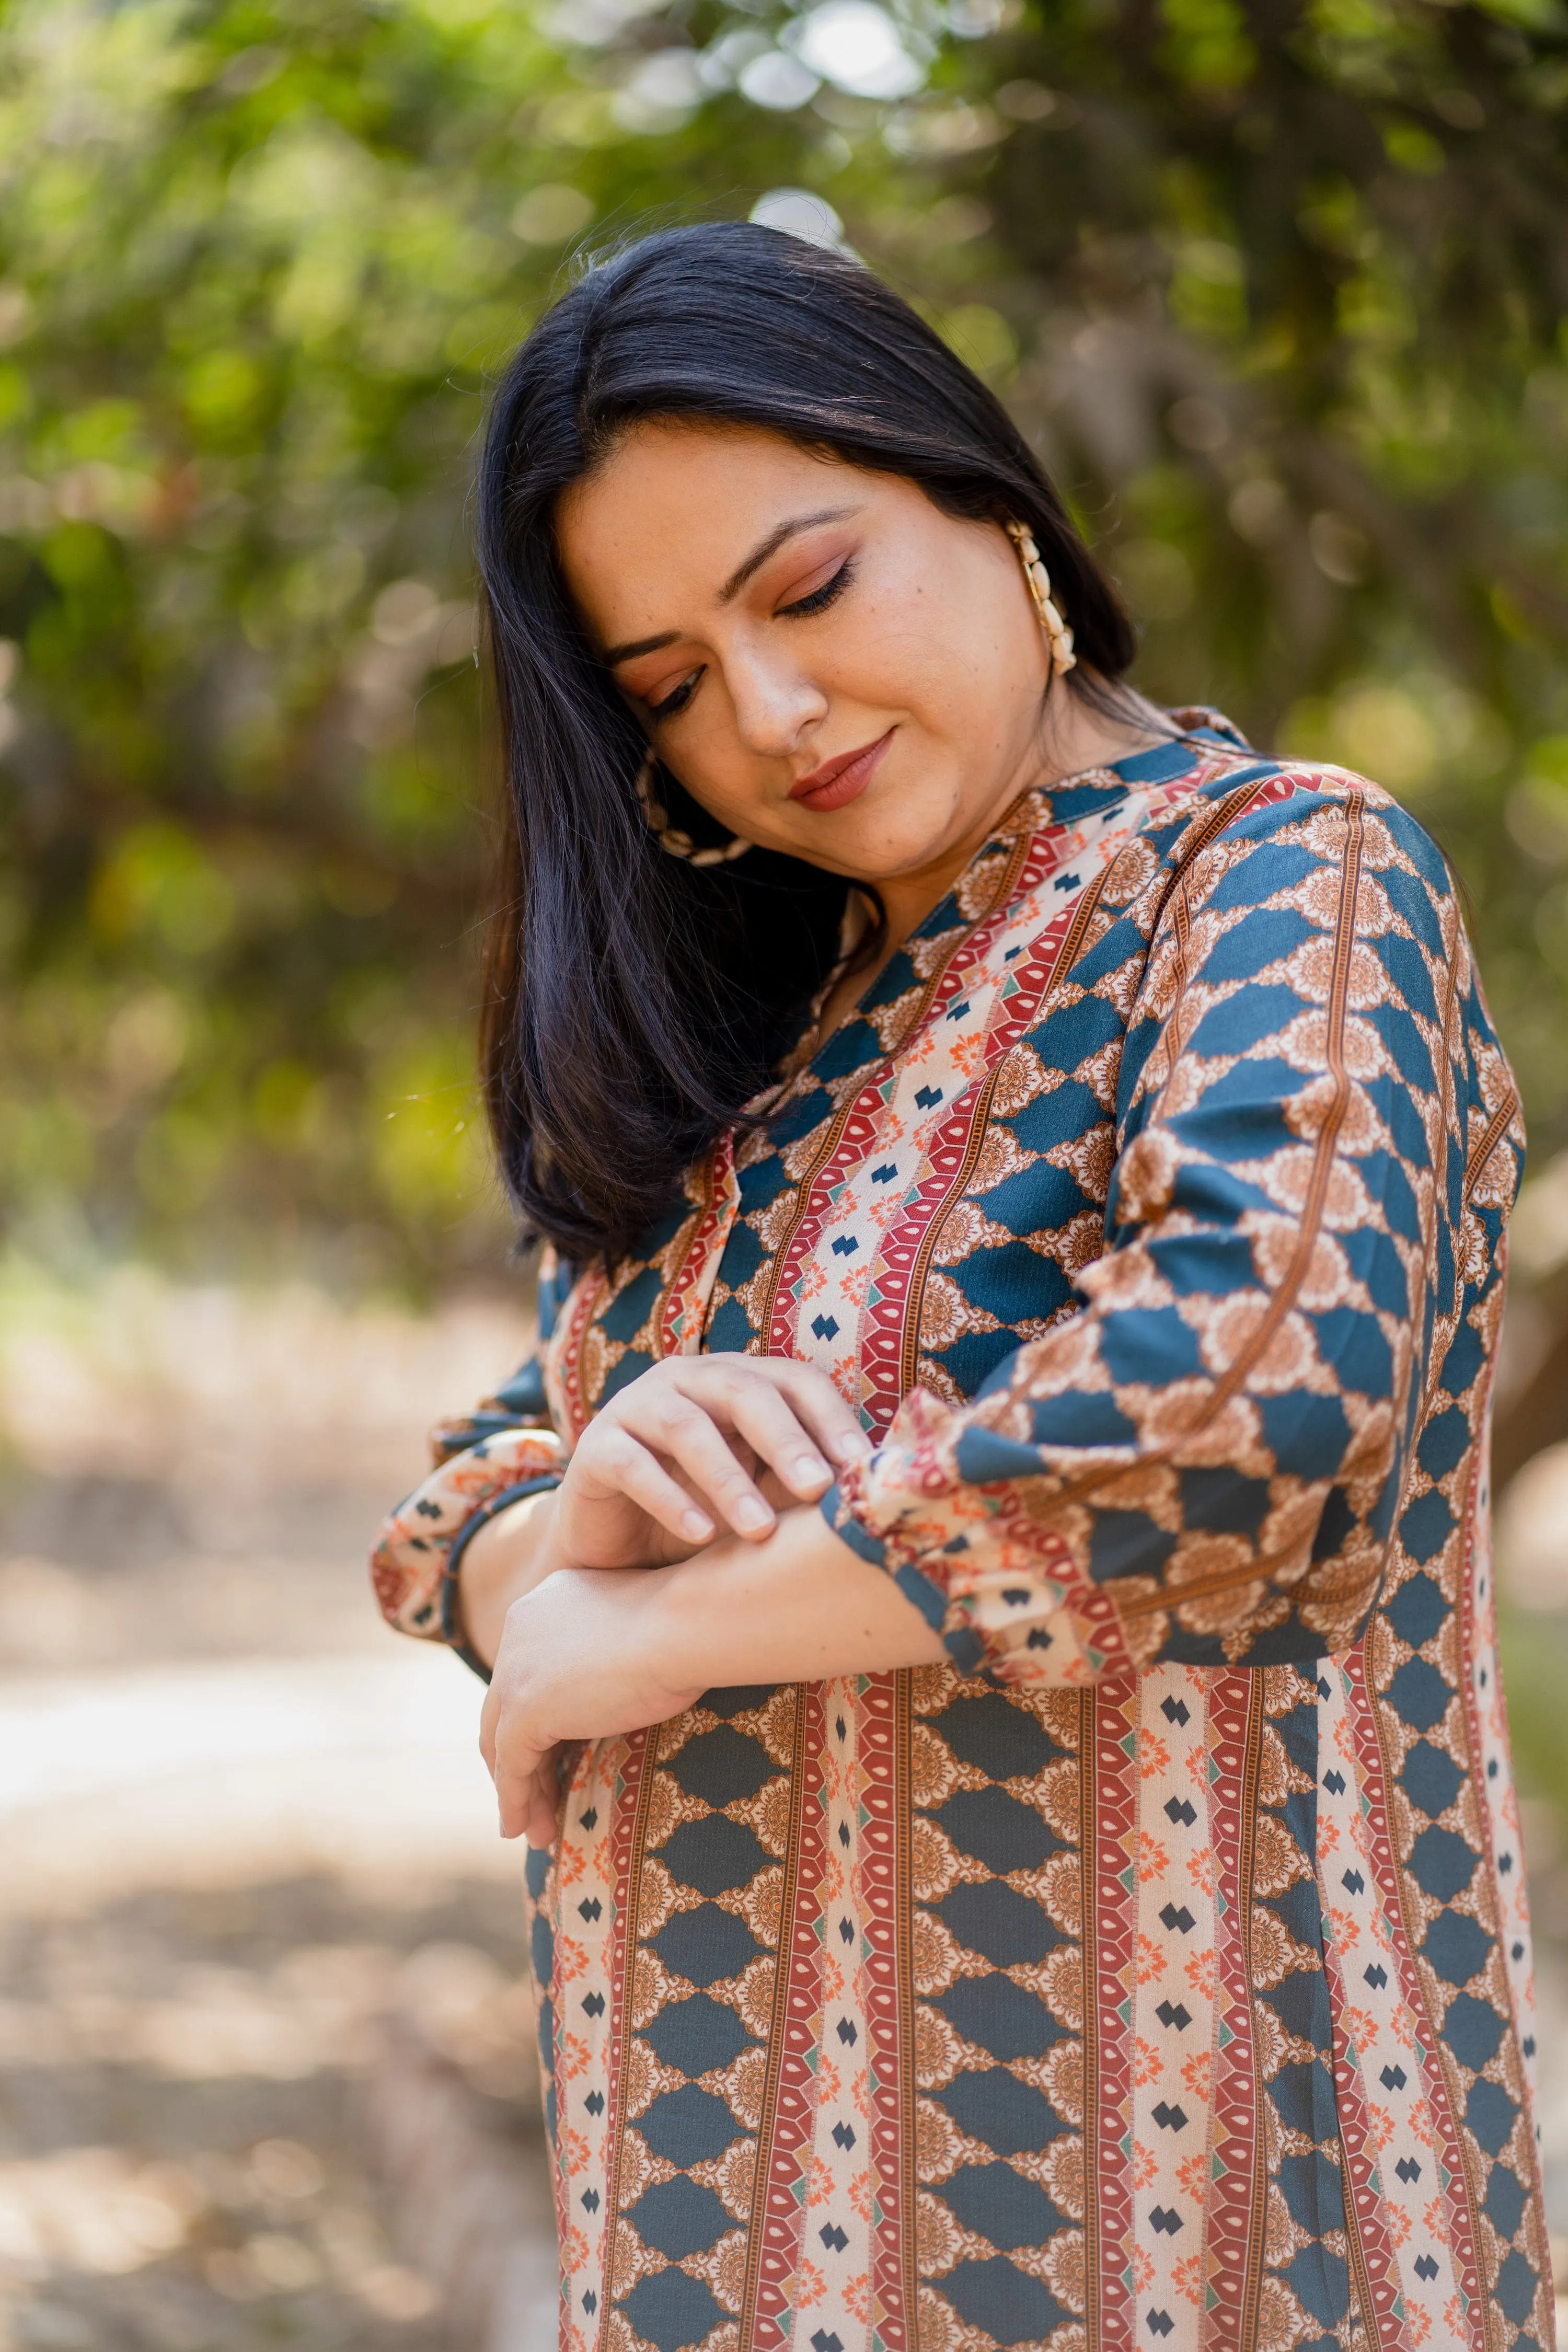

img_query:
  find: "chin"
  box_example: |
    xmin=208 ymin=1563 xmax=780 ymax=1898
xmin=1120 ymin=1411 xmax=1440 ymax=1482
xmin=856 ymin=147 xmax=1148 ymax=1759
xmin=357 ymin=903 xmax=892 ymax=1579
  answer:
xmin=806 ymin=798 xmax=956 ymax=878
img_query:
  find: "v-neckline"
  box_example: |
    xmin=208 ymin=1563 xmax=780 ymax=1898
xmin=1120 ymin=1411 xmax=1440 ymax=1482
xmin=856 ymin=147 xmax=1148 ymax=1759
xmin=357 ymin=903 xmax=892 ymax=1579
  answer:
xmin=769 ymin=733 xmax=1210 ymax=1104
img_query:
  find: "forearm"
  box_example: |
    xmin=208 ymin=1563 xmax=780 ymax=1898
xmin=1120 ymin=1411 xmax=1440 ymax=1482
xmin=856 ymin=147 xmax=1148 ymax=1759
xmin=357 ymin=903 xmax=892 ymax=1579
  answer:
xmin=459 ymin=1487 xmax=564 ymax=1669
xmin=643 ymin=1503 xmax=947 ymax=1688
xmin=481 ymin=1502 xmax=947 ymax=1843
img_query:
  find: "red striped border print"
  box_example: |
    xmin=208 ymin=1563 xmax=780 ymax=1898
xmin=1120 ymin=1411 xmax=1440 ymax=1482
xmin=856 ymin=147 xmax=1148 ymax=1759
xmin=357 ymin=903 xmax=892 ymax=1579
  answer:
xmin=933 ymin=823 xmax=1081 ymax=982
xmin=592 ymin=1725 xmax=655 ymax=2352
xmin=1449 ymin=1408 xmax=1552 ymax=2345
xmin=983 ymin=1501 xmax=1136 ymax=1682
xmin=549 ymin=1264 xmax=606 ymax=1449
xmin=1085 ymin=1673 xmax=1140 ymax=2349
xmin=1321 ymin=1919 xmax=1406 ymax=2344
xmin=750 ymin=1684 xmax=831 ymax=2348
xmin=859 ymin=913 xmax=1080 ymax=1436
xmin=763 ymin=822 xmax=1109 ymax=1374
xmin=1203 ymin=1673 xmax=1266 ymax=2352
xmin=858 ymin=1074 xmax=996 ymax=1442
xmin=657 ymin=1134 xmax=737 ymax=1362
xmin=1341 ymin=1638 xmax=1485 ymax=2352
xmin=859 ymin=1670 xmax=913 ymax=2352
xmin=765 ymin=1084 xmax=894 ymax=1363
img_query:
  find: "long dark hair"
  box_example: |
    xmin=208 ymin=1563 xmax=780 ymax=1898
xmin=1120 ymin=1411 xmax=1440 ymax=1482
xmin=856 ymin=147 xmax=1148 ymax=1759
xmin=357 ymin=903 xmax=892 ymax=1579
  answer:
xmin=475 ymin=221 xmax=1137 ymax=1265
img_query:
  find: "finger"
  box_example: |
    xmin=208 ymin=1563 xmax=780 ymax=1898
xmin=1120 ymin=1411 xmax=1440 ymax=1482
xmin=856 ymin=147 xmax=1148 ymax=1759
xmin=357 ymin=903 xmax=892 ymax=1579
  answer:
xmin=479 ymin=1682 xmax=501 ymax=1779
xmin=582 ymin=1425 xmax=718 ymax=1548
xmin=720 ymin=1379 xmax=841 ymax=1500
xmin=670 ymin=1355 xmax=869 ymax=1475
xmin=525 ymin=1759 xmax=560 ymax=1849
xmin=493 ymin=1718 xmax=554 ymax=1840
xmin=631 ymin=1398 xmax=778 ymax=1538
xmin=766 ymin=1358 xmax=874 ymax=1469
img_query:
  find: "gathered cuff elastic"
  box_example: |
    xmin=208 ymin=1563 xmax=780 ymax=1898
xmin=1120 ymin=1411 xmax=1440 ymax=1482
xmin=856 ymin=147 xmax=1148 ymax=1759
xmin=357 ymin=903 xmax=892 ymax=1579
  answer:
xmin=820 ymin=1439 xmax=1133 ymax=1690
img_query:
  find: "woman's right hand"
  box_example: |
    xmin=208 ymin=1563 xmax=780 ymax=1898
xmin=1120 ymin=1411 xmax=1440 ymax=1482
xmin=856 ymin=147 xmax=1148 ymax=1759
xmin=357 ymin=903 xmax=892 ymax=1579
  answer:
xmin=550 ymin=1354 xmax=871 ymax=1570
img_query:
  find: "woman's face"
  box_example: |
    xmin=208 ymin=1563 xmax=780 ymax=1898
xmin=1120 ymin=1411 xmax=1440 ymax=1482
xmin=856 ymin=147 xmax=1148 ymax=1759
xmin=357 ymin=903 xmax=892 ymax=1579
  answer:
xmin=556 ymin=421 xmax=1058 ymax=891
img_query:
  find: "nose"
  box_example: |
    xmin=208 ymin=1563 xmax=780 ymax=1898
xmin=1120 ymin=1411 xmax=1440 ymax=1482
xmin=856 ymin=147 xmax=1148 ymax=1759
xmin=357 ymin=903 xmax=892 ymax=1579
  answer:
xmin=724 ymin=640 xmax=827 ymax=762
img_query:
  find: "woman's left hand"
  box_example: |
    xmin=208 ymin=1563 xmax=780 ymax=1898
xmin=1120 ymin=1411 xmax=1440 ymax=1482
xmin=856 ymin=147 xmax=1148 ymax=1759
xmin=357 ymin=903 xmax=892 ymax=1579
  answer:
xmin=479 ymin=1566 xmax=704 ymax=1846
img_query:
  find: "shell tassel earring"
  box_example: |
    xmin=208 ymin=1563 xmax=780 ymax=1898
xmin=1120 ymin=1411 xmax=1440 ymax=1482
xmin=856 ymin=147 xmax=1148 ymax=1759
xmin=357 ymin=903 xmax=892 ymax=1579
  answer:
xmin=1006 ymin=522 xmax=1077 ymax=677
xmin=635 ymin=750 xmax=753 ymax=867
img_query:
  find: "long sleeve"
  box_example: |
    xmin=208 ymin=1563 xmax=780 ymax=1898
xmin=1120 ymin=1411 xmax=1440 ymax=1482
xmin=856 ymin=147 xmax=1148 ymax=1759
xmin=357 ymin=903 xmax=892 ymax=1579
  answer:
xmin=824 ymin=776 xmax=1522 ymax=1684
xmin=371 ymin=1254 xmax=574 ymax=1676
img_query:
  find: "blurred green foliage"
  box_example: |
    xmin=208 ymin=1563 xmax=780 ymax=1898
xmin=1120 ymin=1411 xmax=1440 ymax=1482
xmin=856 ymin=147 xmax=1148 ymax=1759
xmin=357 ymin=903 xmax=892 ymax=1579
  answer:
xmin=1 ymin=0 xmax=1565 ymax=1289
xmin=1498 ymin=1608 xmax=1568 ymax=1822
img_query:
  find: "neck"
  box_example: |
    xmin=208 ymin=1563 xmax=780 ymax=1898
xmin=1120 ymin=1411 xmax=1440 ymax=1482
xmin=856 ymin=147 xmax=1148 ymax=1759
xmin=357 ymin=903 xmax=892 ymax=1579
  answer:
xmin=873 ymin=679 xmax=1168 ymax=953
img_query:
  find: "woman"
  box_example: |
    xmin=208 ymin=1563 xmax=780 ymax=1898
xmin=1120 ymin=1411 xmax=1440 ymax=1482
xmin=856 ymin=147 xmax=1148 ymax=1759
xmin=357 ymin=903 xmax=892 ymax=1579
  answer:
xmin=373 ymin=223 xmax=1548 ymax=2352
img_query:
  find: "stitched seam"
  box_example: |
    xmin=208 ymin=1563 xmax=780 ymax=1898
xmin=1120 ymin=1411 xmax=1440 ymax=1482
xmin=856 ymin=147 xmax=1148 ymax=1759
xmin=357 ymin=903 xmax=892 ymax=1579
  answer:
xmin=900 ymin=1062 xmax=1006 ymax=1401
xmin=1447 ymin=1357 xmax=1530 ymax=2349
xmin=1139 ymin=767 xmax=1286 ymax=951
xmin=1194 ymin=788 xmax=1366 ymax=1421
xmin=1462 ymin=1088 xmax=1518 ymax=1207
xmin=1406 ymin=935 xmax=1469 ymax=1442
xmin=898 ymin=861 xmax=1117 ymax=1397
xmin=1155 ymin=878 xmax=1195 ymax=1105
xmin=1024 ymin=791 xmax=1368 ymax=1549
xmin=1119 ymin=1533 xmax=1334 ymax=1619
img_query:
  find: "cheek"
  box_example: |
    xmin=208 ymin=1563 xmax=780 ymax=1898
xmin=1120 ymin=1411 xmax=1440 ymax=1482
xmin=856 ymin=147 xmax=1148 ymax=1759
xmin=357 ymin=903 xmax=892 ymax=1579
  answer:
xmin=658 ymin=709 xmax=763 ymax=827
xmin=846 ymin=567 xmax=994 ymax=727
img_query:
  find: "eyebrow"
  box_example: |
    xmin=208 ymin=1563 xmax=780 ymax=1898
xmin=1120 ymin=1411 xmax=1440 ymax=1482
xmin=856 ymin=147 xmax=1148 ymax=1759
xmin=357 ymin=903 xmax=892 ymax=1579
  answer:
xmin=719 ymin=505 xmax=857 ymax=602
xmin=601 ymin=504 xmax=859 ymax=667
xmin=603 ymin=628 xmax=680 ymax=668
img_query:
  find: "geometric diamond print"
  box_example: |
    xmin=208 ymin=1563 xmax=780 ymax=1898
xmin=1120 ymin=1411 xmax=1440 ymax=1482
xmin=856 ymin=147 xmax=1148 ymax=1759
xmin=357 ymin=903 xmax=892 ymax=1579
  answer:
xmin=388 ymin=725 xmax=1544 ymax=2349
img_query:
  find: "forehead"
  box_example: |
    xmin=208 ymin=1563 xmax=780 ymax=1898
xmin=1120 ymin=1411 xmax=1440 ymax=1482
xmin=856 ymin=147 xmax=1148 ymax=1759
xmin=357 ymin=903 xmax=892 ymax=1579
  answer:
xmin=556 ymin=420 xmax=857 ymax=635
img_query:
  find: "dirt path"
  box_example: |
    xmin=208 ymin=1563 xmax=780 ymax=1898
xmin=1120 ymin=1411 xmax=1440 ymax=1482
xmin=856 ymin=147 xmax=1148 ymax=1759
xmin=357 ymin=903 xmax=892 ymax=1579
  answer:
xmin=0 ymin=1274 xmax=555 ymax=2352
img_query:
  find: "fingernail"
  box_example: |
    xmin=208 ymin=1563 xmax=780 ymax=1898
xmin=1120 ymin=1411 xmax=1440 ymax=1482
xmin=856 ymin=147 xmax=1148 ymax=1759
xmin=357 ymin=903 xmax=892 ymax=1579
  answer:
xmin=793 ymin=1454 xmax=829 ymax=1488
xmin=735 ymin=1497 xmax=772 ymax=1534
xmin=683 ymin=1507 xmax=714 ymax=1540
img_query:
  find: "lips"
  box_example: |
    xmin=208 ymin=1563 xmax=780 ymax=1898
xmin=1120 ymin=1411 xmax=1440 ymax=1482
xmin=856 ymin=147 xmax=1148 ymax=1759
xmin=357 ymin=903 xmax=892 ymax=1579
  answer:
xmin=788 ymin=728 xmax=895 ymax=814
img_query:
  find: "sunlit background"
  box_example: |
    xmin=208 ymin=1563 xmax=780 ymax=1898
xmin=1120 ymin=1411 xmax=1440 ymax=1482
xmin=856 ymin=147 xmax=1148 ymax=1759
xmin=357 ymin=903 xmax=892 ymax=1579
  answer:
xmin=2 ymin=0 xmax=1567 ymax=2343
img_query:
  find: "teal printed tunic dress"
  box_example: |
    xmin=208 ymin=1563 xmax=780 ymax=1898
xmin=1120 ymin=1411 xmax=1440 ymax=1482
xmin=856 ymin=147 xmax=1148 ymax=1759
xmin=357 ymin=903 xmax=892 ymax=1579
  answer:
xmin=374 ymin=717 xmax=1551 ymax=2352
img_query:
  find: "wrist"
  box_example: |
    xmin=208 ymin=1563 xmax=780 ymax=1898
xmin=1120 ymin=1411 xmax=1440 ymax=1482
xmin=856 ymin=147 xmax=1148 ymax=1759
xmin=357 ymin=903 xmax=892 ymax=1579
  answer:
xmin=638 ymin=1505 xmax=947 ymax=1689
xmin=458 ymin=1484 xmax=563 ymax=1668
xmin=634 ymin=1508 xmax=831 ymax=1692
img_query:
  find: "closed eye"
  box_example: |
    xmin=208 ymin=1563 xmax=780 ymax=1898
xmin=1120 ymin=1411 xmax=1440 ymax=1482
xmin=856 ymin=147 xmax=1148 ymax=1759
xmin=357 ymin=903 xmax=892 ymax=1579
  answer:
xmin=649 ymin=666 xmax=703 ymax=720
xmin=645 ymin=555 xmax=851 ymax=717
xmin=778 ymin=558 xmax=853 ymax=619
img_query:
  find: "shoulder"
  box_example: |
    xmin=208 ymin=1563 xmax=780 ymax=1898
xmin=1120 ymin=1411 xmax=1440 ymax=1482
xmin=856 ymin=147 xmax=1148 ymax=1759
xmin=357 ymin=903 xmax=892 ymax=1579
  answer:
xmin=1121 ymin=734 xmax=1458 ymax=920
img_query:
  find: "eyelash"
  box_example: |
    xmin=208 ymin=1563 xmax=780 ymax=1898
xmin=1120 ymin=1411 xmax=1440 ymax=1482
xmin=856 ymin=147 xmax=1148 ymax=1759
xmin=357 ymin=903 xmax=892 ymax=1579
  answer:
xmin=650 ymin=675 xmax=699 ymax=721
xmin=648 ymin=559 xmax=854 ymax=722
xmin=779 ymin=557 xmax=854 ymax=619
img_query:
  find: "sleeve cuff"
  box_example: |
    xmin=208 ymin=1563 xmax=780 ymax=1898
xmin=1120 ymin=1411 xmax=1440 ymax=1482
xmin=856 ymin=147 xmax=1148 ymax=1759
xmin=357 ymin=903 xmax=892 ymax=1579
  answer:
xmin=371 ymin=1426 xmax=565 ymax=1670
xmin=821 ymin=1480 xmax=988 ymax=1675
xmin=821 ymin=1445 xmax=1131 ymax=1689
xmin=441 ymin=1475 xmax=562 ymax=1682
